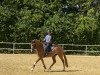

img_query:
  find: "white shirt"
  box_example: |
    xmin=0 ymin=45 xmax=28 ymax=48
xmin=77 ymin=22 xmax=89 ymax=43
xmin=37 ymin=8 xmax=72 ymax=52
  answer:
xmin=44 ymin=35 xmax=51 ymax=43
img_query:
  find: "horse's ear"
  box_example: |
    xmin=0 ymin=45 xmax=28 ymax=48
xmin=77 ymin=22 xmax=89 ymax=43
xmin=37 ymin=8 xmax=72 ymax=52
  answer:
xmin=31 ymin=40 xmax=35 ymax=44
xmin=54 ymin=41 xmax=58 ymax=44
xmin=53 ymin=41 xmax=58 ymax=47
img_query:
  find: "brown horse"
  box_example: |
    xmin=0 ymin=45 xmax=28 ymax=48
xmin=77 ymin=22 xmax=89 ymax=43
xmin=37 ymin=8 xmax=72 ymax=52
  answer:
xmin=31 ymin=39 xmax=68 ymax=71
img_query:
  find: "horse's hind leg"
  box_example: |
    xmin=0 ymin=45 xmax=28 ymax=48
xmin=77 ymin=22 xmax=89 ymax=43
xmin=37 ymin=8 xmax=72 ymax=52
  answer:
xmin=48 ymin=54 xmax=57 ymax=70
xmin=58 ymin=54 xmax=65 ymax=71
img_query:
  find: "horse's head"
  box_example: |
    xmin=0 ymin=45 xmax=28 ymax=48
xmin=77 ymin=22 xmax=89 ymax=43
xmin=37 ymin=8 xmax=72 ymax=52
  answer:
xmin=31 ymin=39 xmax=41 ymax=49
xmin=31 ymin=39 xmax=37 ymax=51
xmin=31 ymin=39 xmax=43 ymax=53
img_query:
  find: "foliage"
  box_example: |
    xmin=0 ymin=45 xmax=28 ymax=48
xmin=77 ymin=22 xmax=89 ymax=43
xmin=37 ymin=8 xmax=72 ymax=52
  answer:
xmin=0 ymin=0 xmax=100 ymax=46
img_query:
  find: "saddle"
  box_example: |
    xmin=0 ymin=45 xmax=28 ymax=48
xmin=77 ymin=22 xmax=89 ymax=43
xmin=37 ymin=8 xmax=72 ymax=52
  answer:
xmin=44 ymin=46 xmax=54 ymax=57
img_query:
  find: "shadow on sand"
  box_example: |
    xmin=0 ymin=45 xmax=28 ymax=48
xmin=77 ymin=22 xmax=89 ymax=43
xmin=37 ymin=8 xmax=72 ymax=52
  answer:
xmin=45 ymin=69 xmax=82 ymax=72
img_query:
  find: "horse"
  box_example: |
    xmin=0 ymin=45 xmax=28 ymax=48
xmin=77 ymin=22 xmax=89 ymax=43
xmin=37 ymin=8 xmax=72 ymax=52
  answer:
xmin=31 ymin=39 xmax=68 ymax=71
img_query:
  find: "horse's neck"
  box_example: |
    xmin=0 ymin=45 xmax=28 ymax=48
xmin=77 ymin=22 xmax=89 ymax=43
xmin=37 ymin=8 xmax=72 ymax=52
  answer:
xmin=35 ymin=41 xmax=44 ymax=51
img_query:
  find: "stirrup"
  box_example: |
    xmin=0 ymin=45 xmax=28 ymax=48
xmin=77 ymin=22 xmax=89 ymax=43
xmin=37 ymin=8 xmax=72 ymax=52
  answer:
xmin=44 ymin=53 xmax=47 ymax=57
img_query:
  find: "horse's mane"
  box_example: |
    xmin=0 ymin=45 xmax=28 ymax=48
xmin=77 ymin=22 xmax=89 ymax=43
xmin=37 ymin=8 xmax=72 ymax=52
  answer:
xmin=35 ymin=39 xmax=43 ymax=46
xmin=53 ymin=44 xmax=59 ymax=47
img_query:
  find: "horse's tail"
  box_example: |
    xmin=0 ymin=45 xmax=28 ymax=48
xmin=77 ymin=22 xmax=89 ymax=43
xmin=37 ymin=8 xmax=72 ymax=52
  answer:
xmin=63 ymin=53 xmax=68 ymax=67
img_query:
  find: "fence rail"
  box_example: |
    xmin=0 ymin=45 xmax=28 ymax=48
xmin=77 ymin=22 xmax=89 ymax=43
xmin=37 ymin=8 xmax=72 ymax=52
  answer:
xmin=0 ymin=42 xmax=100 ymax=55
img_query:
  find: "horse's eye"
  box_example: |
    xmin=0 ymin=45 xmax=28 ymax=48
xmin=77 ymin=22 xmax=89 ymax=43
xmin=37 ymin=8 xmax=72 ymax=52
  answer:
xmin=32 ymin=40 xmax=35 ymax=44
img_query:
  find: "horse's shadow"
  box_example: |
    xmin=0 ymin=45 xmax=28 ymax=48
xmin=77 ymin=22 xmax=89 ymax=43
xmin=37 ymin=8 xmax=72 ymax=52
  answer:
xmin=45 ymin=69 xmax=82 ymax=72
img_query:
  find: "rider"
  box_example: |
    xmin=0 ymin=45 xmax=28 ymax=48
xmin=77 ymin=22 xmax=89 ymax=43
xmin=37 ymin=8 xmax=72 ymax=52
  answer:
xmin=43 ymin=30 xmax=52 ymax=56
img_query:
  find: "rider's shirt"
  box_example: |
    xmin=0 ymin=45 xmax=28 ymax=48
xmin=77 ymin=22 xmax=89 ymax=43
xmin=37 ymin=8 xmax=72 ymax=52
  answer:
xmin=44 ymin=34 xmax=52 ymax=43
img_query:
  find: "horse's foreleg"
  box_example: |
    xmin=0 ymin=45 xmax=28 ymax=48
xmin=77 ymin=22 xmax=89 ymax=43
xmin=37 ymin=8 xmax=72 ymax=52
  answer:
xmin=48 ymin=54 xmax=57 ymax=70
xmin=31 ymin=58 xmax=41 ymax=71
xmin=41 ymin=58 xmax=46 ymax=70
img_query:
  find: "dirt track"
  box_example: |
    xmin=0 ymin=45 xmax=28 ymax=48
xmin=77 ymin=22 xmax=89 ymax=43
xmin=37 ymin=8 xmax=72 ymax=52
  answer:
xmin=0 ymin=54 xmax=100 ymax=75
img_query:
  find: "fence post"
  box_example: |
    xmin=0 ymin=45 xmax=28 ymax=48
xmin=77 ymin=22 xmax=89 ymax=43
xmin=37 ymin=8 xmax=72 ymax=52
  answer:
xmin=13 ymin=43 xmax=15 ymax=54
xmin=85 ymin=45 xmax=88 ymax=55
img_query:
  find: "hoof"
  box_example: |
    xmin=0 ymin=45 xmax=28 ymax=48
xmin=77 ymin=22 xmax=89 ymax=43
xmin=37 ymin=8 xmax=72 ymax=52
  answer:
xmin=48 ymin=68 xmax=51 ymax=71
xmin=31 ymin=65 xmax=35 ymax=71
xmin=31 ymin=68 xmax=33 ymax=71
xmin=44 ymin=69 xmax=46 ymax=72
xmin=62 ymin=69 xmax=65 ymax=71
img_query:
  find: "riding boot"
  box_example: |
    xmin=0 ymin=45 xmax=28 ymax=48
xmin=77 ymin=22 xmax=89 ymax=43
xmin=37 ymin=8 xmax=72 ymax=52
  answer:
xmin=44 ymin=46 xmax=48 ymax=57
xmin=44 ymin=52 xmax=47 ymax=57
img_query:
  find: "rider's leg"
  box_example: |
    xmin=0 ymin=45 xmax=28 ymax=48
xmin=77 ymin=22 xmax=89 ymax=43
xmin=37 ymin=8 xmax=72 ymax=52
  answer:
xmin=44 ymin=43 xmax=52 ymax=57
xmin=44 ymin=44 xmax=48 ymax=57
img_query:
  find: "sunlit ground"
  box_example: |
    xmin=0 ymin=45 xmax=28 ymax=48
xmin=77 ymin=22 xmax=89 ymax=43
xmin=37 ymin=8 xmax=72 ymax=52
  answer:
xmin=0 ymin=54 xmax=100 ymax=75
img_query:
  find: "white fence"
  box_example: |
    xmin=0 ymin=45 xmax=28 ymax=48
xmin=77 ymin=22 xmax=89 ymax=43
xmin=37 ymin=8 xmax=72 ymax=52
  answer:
xmin=0 ymin=42 xmax=31 ymax=54
xmin=0 ymin=42 xmax=100 ymax=54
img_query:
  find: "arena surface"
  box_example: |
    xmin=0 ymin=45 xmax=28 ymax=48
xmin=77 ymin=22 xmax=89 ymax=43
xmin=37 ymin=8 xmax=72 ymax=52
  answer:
xmin=0 ymin=54 xmax=100 ymax=75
